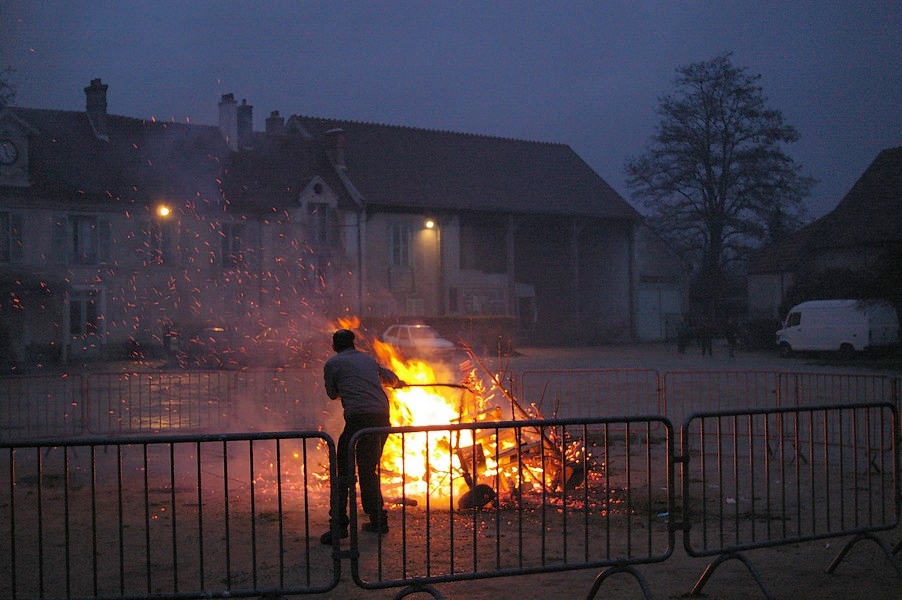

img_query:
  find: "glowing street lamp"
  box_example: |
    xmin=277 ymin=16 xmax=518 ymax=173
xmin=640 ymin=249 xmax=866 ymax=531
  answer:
xmin=156 ymin=204 xmax=171 ymax=218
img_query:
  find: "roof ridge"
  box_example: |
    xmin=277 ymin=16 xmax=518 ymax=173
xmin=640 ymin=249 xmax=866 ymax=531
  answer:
xmin=293 ymin=113 xmax=566 ymax=146
xmin=12 ymin=106 xmax=216 ymax=130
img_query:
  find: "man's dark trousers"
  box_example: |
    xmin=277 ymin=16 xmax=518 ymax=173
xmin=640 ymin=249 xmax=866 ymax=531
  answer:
xmin=333 ymin=413 xmax=391 ymax=528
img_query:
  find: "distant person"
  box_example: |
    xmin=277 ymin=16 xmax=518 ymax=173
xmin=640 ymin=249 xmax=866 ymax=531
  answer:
xmin=320 ymin=329 xmax=404 ymax=545
xmin=724 ymin=319 xmax=738 ymax=358
xmin=699 ymin=319 xmax=714 ymax=356
xmin=677 ymin=317 xmax=692 ymax=354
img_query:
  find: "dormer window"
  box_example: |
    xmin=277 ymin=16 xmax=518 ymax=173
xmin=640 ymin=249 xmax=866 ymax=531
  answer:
xmin=0 ymin=211 xmax=23 ymax=263
xmin=299 ymin=177 xmax=337 ymax=246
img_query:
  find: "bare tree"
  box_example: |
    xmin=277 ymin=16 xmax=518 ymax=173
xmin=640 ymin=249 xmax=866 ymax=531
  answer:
xmin=626 ymin=53 xmax=814 ymax=318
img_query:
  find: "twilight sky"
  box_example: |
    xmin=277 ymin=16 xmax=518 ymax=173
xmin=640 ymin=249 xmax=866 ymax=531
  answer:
xmin=3 ymin=1 xmax=901 ymax=219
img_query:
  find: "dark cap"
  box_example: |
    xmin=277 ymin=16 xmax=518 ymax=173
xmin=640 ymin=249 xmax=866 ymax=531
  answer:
xmin=332 ymin=329 xmax=355 ymax=351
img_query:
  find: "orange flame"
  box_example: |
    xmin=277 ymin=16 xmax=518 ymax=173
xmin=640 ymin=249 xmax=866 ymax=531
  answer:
xmin=331 ymin=320 xmax=486 ymax=508
xmin=330 ymin=319 xmax=572 ymax=510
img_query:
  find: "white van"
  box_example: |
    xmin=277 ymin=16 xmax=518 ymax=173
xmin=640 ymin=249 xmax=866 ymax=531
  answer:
xmin=776 ymin=299 xmax=899 ymax=358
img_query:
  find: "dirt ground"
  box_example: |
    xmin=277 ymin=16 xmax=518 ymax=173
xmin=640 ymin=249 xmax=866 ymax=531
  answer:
xmin=310 ymin=342 xmax=902 ymax=599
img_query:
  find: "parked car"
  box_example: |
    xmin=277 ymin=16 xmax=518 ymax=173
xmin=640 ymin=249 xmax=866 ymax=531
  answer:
xmin=776 ymin=299 xmax=899 ymax=359
xmin=381 ymin=324 xmax=457 ymax=357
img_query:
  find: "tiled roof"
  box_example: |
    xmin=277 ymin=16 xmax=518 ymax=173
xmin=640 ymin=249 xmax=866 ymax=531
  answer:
xmin=807 ymin=146 xmax=902 ymax=249
xmin=747 ymin=218 xmax=823 ymax=274
xmin=219 ymin=131 xmax=345 ymax=212
xmin=291 ymin=116 xmax=639 ymax=220
xmin=5 ymin=107 xmax=639 ymax=222
xmin=4 ymin=107 xmax=229 ymax=208
xmin=748 ymin=146 xmax=902 ymax=273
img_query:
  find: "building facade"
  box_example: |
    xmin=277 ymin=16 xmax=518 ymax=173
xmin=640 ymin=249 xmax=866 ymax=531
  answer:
xmin=0 ymin=79 xmax=662 ymax=368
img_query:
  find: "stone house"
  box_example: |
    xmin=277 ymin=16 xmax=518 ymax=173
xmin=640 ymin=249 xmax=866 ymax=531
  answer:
xmin=747 ymin=146 xmax=902 ymax=323
xmin=0 ymin=79 xmax=682 ymax=366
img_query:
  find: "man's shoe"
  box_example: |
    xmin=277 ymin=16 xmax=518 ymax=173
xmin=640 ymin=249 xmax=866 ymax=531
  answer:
xmin=319 ymin=528 xmax=348 ymax=545
xmin=361 ymin=520 xmax=389 ymax=534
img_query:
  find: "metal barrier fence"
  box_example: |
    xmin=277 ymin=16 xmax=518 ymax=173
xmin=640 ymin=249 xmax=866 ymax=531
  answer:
xmin=84 ymin=370 xmax=235 ymax=434
xmin=231 ymin=369 xmax=334 ymax=432
xmin=3 ymin=368 xmax=896 ymax=442
xmin=347 ymin=416 xmax=675 ymax=598
xmin=0 ymin=368 xmax=333 ymax=441
xmin=0 ymin=431 xmax=339 ymax=600
xmin=680 ymin=402 xmax=900 ymax=598
xmin=662 ymin=370 xmax=897 ymax=424
xmin=516 ymin=369 xmax=661 ymax=419
xmin=0 ymin=374 xmax=85 ymax=441
xmin=0 ymin=405 xmax=899 ymax=600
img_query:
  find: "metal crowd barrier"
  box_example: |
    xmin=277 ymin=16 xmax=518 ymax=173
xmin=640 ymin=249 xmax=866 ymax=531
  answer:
xmin=1 ymin=367 xmax=901 ymax=598
xmin=347 ymin=416 xmax=675 ymax=599
xmin=680 ymin=402 xmax=900 ymax=599
xmin=231 ymin=368 xmax=336 ymax=432
xmin=1 ymin=406 xmax=899 ymax=600
xmin=2 ymin=367 xmax=895 ymax=441
xmin=516 ymin=369 xmax=662 ymax=419
xmin=662 ymin=370 xmax=896 ymax=425
xmin=0 ymin=374 xmax=85 ymax=441
xmin=0 ymin=431 xmax=338 ymax=600
xmin=1 ymin=367 xmax=334 ymax=441
xmin=84 ymin=370 xmax=236 ymax=434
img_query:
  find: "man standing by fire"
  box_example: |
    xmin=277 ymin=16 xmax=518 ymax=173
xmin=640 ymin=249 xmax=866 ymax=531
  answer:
xmin=320 ymin=329 xmax=404 ymax=545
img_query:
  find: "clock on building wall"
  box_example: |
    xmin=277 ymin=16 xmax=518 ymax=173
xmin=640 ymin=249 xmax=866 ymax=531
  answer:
xmin=0 ymin=139 xmax=18 ymax=165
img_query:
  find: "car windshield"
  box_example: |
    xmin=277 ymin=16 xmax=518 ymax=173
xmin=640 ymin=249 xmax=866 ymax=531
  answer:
xmin=409 ymin=327 xmax=439 ymax=339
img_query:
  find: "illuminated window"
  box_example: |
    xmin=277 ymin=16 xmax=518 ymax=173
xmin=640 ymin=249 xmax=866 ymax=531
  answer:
xmin=0 ymin=211 xmax=23 ymax=263
xmin=389 ymin=223 xmax=412 ymax=267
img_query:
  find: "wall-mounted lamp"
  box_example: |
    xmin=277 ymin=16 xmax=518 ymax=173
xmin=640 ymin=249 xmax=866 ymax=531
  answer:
xmin=424 ymin=218 xmax=436 ymax=229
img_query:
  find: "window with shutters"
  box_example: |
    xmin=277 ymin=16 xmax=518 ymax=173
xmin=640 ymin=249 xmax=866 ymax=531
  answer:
xmin=138 ymin=219 xmax=175 ymax=265
xmin=0 ymin=211 xmax=23 ymax=263
xmin=389 ymin=223 xmax=412 ymax=267
xmin=221 ymin=222 xmax=246 ymax=267
xmin=53 ymin=214 xmax=111 ymax=265
xmin=307 ymin=202 xmax=336 ymax=245
xmin=69 ymin=288 xmax=101 ymax=335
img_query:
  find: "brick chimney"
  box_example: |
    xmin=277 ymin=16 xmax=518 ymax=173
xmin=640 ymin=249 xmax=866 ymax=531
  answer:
xmin=84 ymin=78 xmax=109 ymax=141
xmin=325 ymin=128 xmax=346 ymax=170
xmin=266 ymin=110 xmax=285 ymax=134
xmin=218 ymin=93 xmax=238 ymax=150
